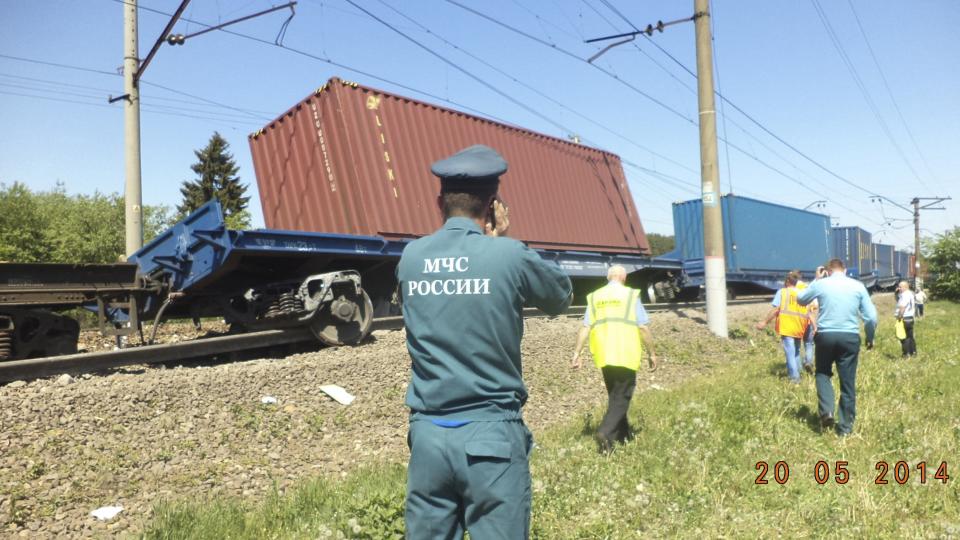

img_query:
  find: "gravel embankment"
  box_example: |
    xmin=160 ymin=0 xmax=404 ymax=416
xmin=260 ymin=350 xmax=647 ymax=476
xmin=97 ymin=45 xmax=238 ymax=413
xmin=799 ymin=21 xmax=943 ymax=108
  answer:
xmin=0 ymin=304 xmax=767 ymax=537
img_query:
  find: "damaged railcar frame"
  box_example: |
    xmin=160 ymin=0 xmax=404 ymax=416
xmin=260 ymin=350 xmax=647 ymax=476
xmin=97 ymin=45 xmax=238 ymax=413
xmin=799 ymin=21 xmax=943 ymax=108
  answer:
xmin=0 ymin=200 xmax=679 ymax=362
xmin=0 ymin=201 xmax=383 ymax=361
xmin=0 ymin=262 xmax=149 ymax=359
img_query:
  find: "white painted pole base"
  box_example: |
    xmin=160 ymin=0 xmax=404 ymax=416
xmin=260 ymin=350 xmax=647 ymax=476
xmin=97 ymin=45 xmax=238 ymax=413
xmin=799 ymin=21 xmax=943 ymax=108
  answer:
xmin=704 ymin=255 xmax=728 ymax=338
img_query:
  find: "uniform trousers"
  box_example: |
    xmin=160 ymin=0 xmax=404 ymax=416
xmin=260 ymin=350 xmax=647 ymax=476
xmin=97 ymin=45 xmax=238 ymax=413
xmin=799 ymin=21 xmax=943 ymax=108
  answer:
xmin=597 ymin=366 xmax=637 ymax=445
xmin=814 ymin=332 xmax=861 ymax=435
xmin=406 ymin=418 xmax=533 ymax=540
xmin=900 ymin=317 xmax=917 ymax=357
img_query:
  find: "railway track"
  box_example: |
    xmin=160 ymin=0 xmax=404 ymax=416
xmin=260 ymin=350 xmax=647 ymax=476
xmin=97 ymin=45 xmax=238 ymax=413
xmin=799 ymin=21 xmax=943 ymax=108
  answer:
xmin=0 ymin=298 xmax=767 ymax=384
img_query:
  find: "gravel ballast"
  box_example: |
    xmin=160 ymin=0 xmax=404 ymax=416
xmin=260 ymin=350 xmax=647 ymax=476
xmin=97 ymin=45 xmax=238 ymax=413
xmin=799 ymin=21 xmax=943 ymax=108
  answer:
xmin=0 ymin=304 xmax=768 ymax=537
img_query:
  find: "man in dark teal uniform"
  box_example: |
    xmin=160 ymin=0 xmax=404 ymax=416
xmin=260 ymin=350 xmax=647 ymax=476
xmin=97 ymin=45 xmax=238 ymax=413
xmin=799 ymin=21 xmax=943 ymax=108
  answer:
xmin=398 ymin=144 xmax=573 ymax=539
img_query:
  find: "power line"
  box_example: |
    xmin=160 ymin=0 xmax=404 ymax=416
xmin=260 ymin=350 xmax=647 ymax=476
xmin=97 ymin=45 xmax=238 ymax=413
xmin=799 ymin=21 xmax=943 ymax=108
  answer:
xmin=0 ymin=53 xmax=118 ymax=76
xmin=508 ymin=0 xmax=580 ymax=43
xmin=371 ymin=0 xmax=700 ymax=177
xmin=450 ymin=1 xmax=841 ymax=198
xmin=585 ymin=3 xmax=900 ymax=204
xmin=845 ymin=0 xmax=942 ymax=190
xmin=809 ymin=0 xmax=931 ymax=192
xmin=588 ymin=1 xmax=828 ymax=205
xmin=708 ymin=0 xmax=734 ymax=195
xmin=0 ymin=89 xmax=262 ymax=127
xmin=111 ymin=0 xmax=522 ymax=126
xmin=580 ymin=0 xmax=698 ymax=100
xmin=342 ymin=0 xmax=582 ymax=138
xmin=139 ymin=80 xmax=272 ymax=120
xmin=548 ymin=0 xmax=884 ymax=221
xmin=0 ymin=80 xmax=262 ymax=123
xmin=443 ymin=0 xmax=697 ymax=125
xmin=0 ymin=52 xmax=274 ymax=121
xmin=371 ymin=0 xmax=896 ymax=235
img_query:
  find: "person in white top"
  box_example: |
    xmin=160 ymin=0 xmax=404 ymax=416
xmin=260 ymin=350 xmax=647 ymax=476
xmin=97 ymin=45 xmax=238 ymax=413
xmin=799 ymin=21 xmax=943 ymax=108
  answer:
xmin=915 ymin=288 xmax=927 ymax=319
xmin=895 ymin=281 xmax=917 ymax=358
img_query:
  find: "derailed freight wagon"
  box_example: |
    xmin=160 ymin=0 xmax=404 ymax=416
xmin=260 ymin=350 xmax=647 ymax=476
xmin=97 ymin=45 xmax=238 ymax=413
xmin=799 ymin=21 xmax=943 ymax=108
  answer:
xmin=0 ymin=78 xmax=680 ymax=361
xmin=665 ymin=195 xmax=832 ymax=297
xmin=249 ymin=77 xmax=676 ymax=304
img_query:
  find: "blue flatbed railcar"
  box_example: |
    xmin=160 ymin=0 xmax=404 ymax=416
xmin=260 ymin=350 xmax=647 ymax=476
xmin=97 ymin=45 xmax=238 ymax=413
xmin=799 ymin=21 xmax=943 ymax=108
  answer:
xmin=665 ymin=195 xmax=831 ymax=296
xmin=1 ymin=200 xmax=679 ymax=360
xmin=128 ymin=201 xmax=678 ymax=345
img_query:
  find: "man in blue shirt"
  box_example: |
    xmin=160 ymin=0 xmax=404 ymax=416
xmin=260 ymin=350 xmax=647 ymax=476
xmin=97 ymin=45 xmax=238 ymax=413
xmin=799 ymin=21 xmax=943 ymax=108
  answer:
xmin=397 ymin=145 xmax=573 ymax=539
xmin=797 ymin=258 xmax=878 ymax=436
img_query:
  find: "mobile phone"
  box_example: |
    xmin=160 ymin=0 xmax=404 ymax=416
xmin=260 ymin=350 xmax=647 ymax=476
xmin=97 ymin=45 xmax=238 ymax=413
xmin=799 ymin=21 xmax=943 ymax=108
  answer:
xmin=487 ymin=197 xmax=500 ymax=229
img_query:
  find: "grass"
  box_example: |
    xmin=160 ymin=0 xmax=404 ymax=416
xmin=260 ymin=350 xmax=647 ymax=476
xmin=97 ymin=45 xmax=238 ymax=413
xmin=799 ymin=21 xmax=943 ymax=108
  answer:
xmin=142 ymin=299 xmax=960 ymax=539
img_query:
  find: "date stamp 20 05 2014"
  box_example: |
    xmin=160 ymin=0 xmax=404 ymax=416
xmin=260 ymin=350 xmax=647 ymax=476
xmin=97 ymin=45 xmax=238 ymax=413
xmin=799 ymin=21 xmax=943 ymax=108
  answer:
xmin=755 ymin=460 xmax=950 ymax=485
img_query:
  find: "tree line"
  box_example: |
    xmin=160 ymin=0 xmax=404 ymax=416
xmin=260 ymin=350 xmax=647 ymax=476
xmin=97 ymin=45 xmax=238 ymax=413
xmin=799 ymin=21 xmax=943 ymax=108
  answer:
xmin=0 ymin=132 xmax=249 ymax=264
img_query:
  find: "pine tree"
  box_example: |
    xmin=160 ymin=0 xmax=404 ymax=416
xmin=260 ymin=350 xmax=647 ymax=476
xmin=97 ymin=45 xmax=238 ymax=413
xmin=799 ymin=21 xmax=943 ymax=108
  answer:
xmin=177 ymin=132 xmax=251 ymax=228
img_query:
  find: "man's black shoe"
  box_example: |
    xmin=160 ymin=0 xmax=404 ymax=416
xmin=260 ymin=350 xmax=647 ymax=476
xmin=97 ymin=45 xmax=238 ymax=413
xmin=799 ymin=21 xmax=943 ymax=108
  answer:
xmin=803 ymin=363 xmax=814 ymax=375
xmin=820 ymin=414 xmax=835 ymax=431
xmin=597 ymin=436 xmax=614 ymax=455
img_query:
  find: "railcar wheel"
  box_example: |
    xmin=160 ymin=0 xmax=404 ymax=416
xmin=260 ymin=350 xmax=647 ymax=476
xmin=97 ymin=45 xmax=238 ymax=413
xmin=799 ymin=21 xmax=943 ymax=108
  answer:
xmin=309 ymin=290 xmax=374 ymax=346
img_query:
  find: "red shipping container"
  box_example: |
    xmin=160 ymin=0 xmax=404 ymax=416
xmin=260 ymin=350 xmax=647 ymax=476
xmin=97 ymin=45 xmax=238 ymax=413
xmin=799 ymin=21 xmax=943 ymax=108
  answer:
xmin=249 ymin=77 xmax=650 ymax=255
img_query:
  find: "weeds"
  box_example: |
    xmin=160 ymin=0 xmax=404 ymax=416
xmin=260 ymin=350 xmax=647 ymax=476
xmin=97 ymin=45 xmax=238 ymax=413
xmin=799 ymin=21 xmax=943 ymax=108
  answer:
xmin=143 ymin=298 xmax=960 ymax=538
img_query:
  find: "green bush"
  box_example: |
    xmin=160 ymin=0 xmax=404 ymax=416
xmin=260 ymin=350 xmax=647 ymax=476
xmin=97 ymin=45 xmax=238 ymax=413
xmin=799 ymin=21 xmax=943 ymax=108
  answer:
xmin=926 ymin=227 xmax=960 ymax=301
xmin=0 ymin=181 xmax=174 ymax=263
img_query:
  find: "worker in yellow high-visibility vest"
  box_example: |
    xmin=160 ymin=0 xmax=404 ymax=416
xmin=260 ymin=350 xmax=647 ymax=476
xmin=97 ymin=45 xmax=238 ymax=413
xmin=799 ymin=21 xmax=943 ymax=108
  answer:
xmin=571 ymin=265 xmax=658 ymax=454
xmin=756 ymin=272 xmax=810 ymax=383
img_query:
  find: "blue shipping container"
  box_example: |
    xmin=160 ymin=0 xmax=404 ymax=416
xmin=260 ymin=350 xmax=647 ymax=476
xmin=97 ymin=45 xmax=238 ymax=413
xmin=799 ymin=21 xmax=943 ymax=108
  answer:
xmin=872 ymin=243 xmax=895 ymax=278
xmin=671 ymin=195 xmax=832 ymax=274
xmin=894 ymin=250 xmax=911 ymax=278
xmin=831 ymin=226 xmax=873 ymax=277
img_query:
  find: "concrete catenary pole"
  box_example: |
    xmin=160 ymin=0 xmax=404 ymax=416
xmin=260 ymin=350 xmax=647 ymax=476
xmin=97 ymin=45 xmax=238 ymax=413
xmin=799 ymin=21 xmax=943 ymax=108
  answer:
xmin=912 ymin=197 xmax=921 ymax=290
xmin=123 ymin=0 xmax=143 ymax=257
xmin=693 ymin=0 xmax=728 ymax=337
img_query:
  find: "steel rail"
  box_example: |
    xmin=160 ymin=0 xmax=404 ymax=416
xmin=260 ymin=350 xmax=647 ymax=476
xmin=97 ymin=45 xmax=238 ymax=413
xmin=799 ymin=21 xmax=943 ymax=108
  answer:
xmin=0 ymin=298 xmax=766 ymax=383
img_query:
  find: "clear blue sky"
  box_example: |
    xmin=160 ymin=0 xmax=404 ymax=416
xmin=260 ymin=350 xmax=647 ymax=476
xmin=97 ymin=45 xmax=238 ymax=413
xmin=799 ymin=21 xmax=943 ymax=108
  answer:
xmin=1 ymin=0 xmax=956 ymax=250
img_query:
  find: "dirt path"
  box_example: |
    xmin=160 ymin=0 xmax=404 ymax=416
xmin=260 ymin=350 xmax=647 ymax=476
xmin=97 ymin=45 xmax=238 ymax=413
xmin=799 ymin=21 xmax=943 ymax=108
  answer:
xmin=0 ymin=303 xmax=768 ymax=537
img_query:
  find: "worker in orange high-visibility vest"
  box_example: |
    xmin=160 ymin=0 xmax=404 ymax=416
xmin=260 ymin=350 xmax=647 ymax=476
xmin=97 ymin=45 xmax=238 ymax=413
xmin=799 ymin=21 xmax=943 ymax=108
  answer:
xmin=571 ymin=265 xmax=658 ymax=454
xmin=756 ymin=272 xmax=810 ymax=383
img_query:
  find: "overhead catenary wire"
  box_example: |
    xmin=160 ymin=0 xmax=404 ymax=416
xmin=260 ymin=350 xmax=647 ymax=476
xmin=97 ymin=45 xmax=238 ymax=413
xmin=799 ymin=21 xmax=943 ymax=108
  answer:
xmin=587 ymin=1 xmax=893 ymax=229
xmin=0 ymin=70 xmax=274 ymax=112
xmin=342 ymin=0 xmax=586 ymax=140
xmin=445 ymin=0 xmax=887 ymax=223
xmin=809 ymin=0 xmax=931 ymax=192
xmin=443 ymin=0 xmax=696 ymax=125
xmin=0 ymin=52 xmax=275 ymax=121
xmin=345 ymin=0 xmax=703 ymax=204
xmin=590 ymin=0 xmax=891 ymax=208
xmin=130 ymin=0 xmax=813 ymax=212
xmin=109 ymin=0 xmax=703 ymax=210
xmin=845 ymin=0 xmax=943 ymax=191
xmin=107 ymin=0 xmax=519 ymax=126
xmin=708 ymin=0 xmax=734 ymax=195
xmin=371 ymin=0 xmax=700 ymax=177
xmin=0 ymin=89 xmax=263 ymax=127
xmin=0 ymin=79 xmax=266 ymax=123
xmin=582 ymin=4 xmax=907 ymax=205
xmin=593 ymin=0 xmax=731 ymax=190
